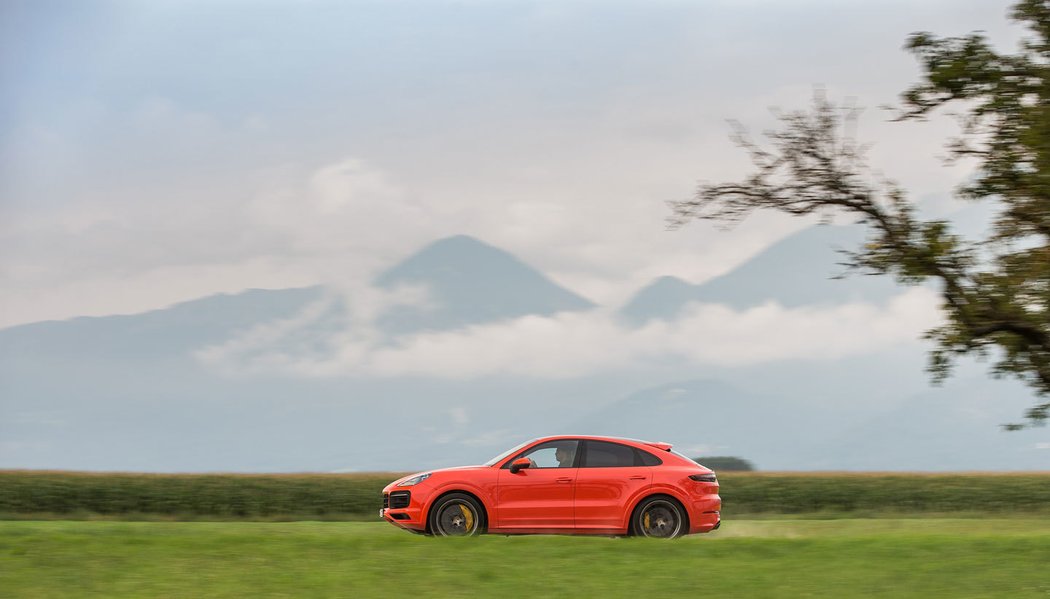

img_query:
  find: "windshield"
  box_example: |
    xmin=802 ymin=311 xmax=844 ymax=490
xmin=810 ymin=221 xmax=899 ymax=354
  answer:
xmin=483 ymin=438 xmax=537 ymax=467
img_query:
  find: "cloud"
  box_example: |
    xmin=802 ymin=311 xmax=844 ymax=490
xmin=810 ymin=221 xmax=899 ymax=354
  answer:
xmin=0 ymin=134 xmax=809 ymax=328
xmin=1 ymin=0 xmax=1014 ymax=329
xmin=449 ymin=407 xmax=470 ymax=426
xmin=197 ymin=286 xmax=941 ymax=379
xmin=0 ymin=153 xmax=435 ymax=327
xmin=308 ymin=158 xmax=400 ymax=214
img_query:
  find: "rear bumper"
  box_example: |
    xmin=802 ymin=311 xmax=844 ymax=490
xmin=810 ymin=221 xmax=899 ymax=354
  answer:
xmin=687 ymin=495 xmax=722 ymax=534
xmin=689 ymin=510 xmax=720 ymax=533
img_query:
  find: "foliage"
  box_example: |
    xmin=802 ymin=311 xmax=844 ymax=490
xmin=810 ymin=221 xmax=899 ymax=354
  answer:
xmin=3 ymin=471 xmax=1049 ymax=519
xmin=720 ymin=472 xmax=1050 ymax=514
xmin=0 ymin=471 xmax=395 ymax=519
xmin=694 ymin=456 xmax=755 ymax=471
xmin=671 ymin=0 xmax=1050 ymax=427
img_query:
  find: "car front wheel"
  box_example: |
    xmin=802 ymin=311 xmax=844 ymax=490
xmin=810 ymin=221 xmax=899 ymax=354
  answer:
xmin=428 ymin=493 xmax=485 ymax=537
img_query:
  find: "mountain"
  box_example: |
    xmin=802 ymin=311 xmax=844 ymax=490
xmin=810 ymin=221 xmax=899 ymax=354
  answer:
xmin=0 ymin=234 xmax=603 ymax=472
xmin=0 ymin=235 xmax=595 ymax=364
xmin=620 ymin=224 xmax=905 ymax=324
xmin=0 ymin=286 xmax=328 ymax=365
xmin=563 ymin=379 xmax=826 ymax=470
xmin=796 ymin=376 xmax=1050 ymax=471
xmin=2 ymin=232 xmax=1039 ymax=473
xmin=565 ymin=374 xmax=1050 ymax=471
xmin=375 ymin=235 xmax=595 ymax=334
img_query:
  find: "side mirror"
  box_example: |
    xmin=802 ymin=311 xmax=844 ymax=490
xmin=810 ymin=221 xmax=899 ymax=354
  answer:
xmin=509 ymin=457 xmax=531 ymax=474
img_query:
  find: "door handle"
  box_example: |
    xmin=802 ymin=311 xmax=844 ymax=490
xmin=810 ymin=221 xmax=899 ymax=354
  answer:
xmin=628 ymin=476 xmax=647 ymax=480
xmin=555 ymin=477 xmax=573 ymax=483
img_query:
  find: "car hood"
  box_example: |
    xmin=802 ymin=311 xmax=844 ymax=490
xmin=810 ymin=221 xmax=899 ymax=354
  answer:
xmin=391 ymin=465 xmax=488 ymax=486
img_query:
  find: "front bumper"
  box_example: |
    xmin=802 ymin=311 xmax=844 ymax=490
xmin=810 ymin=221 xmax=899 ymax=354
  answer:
xmin=380 ymin=486 xmax=430 ymax=532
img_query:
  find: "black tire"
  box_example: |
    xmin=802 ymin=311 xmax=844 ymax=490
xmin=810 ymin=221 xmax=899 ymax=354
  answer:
xmin=428 ymin=493 xmax=486 ymax=537
xmin=631 ymin=496 xmax=686 ymax=539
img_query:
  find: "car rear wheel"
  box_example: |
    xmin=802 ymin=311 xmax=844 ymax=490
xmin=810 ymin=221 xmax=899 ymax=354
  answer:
xmin=429 ymin=493 xmax=485 ymax=537
xmin=632 ymin=496 xmax=685 ymax=539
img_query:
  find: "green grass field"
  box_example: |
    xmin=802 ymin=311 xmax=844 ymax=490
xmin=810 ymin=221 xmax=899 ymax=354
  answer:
xmin=3 ymin=519 xmax=1049 ymax=598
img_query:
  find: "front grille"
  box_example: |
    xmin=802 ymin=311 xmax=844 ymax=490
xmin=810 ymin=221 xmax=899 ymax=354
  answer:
xmin=382 ymin=493 xmax=389 ymax=509
xmin=389 ymin=491 xmax=411 ymax=509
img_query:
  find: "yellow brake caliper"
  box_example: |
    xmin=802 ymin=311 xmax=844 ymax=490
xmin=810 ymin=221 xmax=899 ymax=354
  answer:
xmin=459 ymin=504 xmax=474 ymax=531
xmin=643 ymin=512 xmax=651 ymax=530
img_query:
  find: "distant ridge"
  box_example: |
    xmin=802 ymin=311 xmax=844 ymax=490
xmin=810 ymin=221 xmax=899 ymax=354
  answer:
xmin=0 ymin=234 xmax=597 ymax=343
xmin=0 ymin=286 xmax=328 ymax=361
xmin=620 ymin=225 xmax=903 ymax=324
xmin=564 ymin=378 xmax=815 ymax=467
xmin=375 ymin=235 xmax=595 ymax=334
xmin=0 ymin=232 xmax=1043 ymax=472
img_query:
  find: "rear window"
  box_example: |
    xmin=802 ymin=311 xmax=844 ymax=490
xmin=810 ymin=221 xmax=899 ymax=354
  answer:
xmin=635 ymin=449 xmax=663 ymax=466
xmin=583 ymin=440 xmax=660 ymax=467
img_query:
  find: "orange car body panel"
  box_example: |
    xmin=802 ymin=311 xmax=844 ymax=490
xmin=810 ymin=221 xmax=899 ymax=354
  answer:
xmin=380 ymin=435 xmax=721 ymax=536
xmin=574 ymin=466 xmax=652 ymax=532
xmin=496 ymin=466 xmax=576 ymax=529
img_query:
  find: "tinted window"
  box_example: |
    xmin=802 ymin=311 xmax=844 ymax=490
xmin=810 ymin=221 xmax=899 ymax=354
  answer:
xmin=582 ymin=440 xmax=639 ymax=468
xmin=635 ymin=449 xmax=663 ymax=466
xmin=507 ymin=440 xmax=579 ymax=469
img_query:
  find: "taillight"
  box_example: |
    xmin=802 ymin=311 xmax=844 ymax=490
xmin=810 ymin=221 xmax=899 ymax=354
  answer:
xmin=689 ymin=473 xmax=717 ymax=483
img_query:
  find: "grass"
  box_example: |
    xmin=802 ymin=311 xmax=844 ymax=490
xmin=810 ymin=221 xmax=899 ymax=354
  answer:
xmin=2 ymin=519 xmax=1049 ymax=598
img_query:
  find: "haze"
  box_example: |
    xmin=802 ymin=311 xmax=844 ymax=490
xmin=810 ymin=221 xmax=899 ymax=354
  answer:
xmin=2 ymin=0 xmax=1046 ymax=472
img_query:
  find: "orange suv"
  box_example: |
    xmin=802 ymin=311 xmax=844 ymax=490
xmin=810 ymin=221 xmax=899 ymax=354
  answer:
xmin=380 ymin=435 xmax=721 ymax=538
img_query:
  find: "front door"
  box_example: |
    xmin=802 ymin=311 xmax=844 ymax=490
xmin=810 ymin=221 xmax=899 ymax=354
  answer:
xmin=496 ymin=439 xmax=579 ymax=530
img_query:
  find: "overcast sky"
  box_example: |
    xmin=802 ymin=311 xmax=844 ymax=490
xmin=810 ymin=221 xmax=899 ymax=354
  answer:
xmin=0 ymin=0 xmax=1023 ymax=331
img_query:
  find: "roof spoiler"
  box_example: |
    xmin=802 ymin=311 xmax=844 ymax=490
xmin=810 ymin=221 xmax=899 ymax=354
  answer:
xmin=644 ymin=441 xmax=673 ymax=452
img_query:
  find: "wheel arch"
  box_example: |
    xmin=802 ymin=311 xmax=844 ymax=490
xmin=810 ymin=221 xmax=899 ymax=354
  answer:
xmin=424 ymin=489 xmax=490 ymax=534
xmin=626 ymin=492 xmax=690 ymax=536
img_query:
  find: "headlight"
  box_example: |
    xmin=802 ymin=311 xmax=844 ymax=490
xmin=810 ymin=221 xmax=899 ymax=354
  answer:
xmin=397 ymin=473 xmax=431 ymax=487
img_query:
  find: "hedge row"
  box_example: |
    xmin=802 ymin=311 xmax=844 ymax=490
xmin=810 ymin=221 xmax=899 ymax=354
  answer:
xmin=1 ymin=471 xmax=1048 ymax=519
xmin=0 ymin=471 xmax=397 ymax=518
xmin=717 ymin=472 xmax=1050 ymax=514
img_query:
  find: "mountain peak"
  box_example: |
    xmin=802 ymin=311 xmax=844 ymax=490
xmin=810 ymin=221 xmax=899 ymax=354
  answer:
xmin=619 ymin=275 xmax=700 ymax=324
xmin=620 ymin=224 xmax=904 ymax=325
xmin=374 ymin=235 xmax=595 ymax=334
xmin=376 ymin=235 xmax=518 ymax=286
xmin=427 ymin=234 xmax=493 ymax=250
xmin=646 ymin=275 xmax=693 ymax=291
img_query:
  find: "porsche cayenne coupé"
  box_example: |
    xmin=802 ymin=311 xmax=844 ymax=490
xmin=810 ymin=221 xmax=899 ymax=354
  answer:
xmin=380 ymin=435 xmax=721 ymax=538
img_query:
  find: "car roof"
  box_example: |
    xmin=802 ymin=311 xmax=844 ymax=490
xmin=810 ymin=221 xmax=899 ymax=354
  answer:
xmin=497 ymin=435 xmax=705 ymax=470
xmin=530 ymin=434 xmax=673 ymax=452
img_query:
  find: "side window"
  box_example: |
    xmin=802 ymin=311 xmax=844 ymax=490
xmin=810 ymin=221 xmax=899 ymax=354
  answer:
xmin=582 ymin=440 xmax=639 ymax=468
xmin=635 ymin=448 xmax=663 ymax=466
xmin=508 ymin=440 xmax=579 ymax=469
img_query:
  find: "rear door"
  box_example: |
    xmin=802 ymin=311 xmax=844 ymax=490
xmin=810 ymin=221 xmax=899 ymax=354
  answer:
xmin=573 ymin=440 xmax=653 ymax=531
xmin=496 ymin=439 xmax=579 ymax=530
